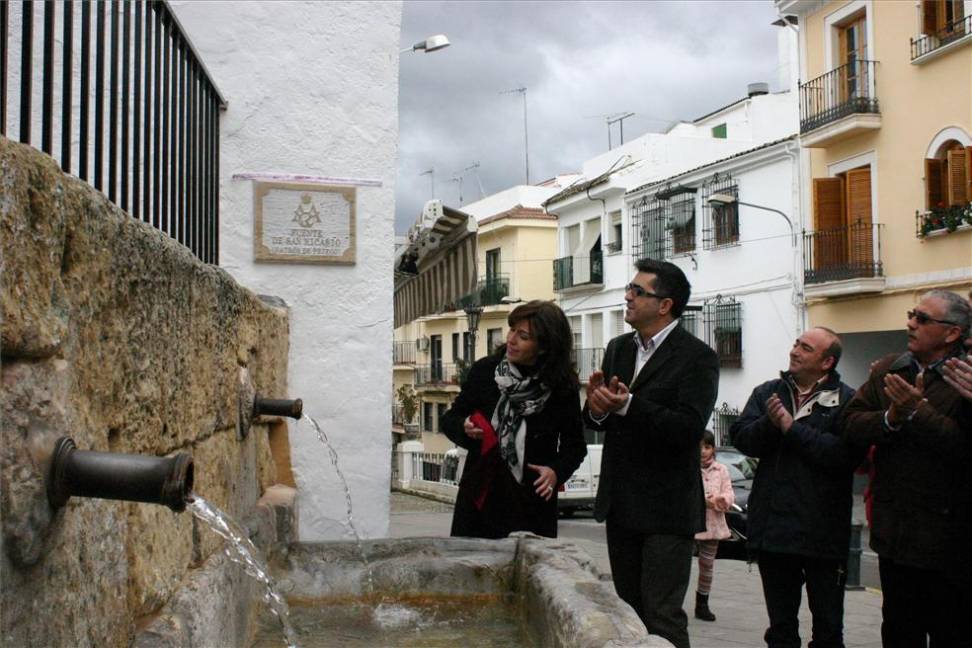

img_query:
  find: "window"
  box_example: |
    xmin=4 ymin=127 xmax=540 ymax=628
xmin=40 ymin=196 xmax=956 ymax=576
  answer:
xmin=838 ymin=13 xmax=867 ymax=100
xmin=565 ymin=224 xmax=580 ymax=255
xmin=630 ymin=196 xmax=668 ymax=260
xmin=712 ymin=403 xmax=741 ymax=446
xmin=702 ymin=173 xmax=739 ymax=249
xmin=487 ymin=328 xmax=503 ymax=353
xmin=485 ymin=248 xmax=501 ymax=281
xmin=423 ymin=402 xmax=434 ymax=432
xmin=922 ymin=0 xmax=966 ymax=37
xmin=925 ymin=141 xmax=971 ymax=209
xmin=462 ymin=332 xmax=472 ymax=362
xmin=613 ymin=310 xmax=626 ymax=337
xmin=430 ymin=335 xmax=443 ymax=381
xmin=607 ymin=210 xmax=623 ymax=253
xmin=670 ymin=197 xmax=696 ymax=254
xmin=436 ymin=403 xmax=448 ymax=433
xmin=811 ymin=165 xmax=875 ymax=279
xmin=451 ymin=333 xmax=460 ymax=362
xmin=704 ymin=296 xmax=742 ymax=368
xmin=568 ymin=316 xmax=582 ymax=354
xmin=711 ymin=123 xmax=727 ymax=139
xmin=679 ymin=306 xmax=703 ymax=339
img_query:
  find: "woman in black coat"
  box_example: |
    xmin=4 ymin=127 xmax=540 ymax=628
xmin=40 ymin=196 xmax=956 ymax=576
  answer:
xmin=441 ymin=300 xmax=587 ymax=539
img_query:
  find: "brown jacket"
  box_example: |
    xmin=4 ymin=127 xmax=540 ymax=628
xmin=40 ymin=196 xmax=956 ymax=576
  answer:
xmin=842 ymin=351 xmax=972 ymax=574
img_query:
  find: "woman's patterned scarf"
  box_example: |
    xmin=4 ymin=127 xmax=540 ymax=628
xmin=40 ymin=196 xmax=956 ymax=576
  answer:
xmin=491 ymin=357 xmax=552 ymax=483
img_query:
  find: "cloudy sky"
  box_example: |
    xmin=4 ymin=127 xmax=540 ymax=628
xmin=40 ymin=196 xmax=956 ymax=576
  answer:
xmin=396 ymin=0 xmax=784 ymax=233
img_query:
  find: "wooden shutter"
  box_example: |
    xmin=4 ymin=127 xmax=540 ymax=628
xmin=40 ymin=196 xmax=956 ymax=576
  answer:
xmin=923 ymin=0 xmax=939 ymax=35
xmin=926 ymin=158 xmax=945 ymax=209
xmin=967 ymin=147 xmax=972 ymax=200
xmin=947 ymin=148 xmax=969 ymax=205
xmin=812 ymin=177 xmax=846 ymax=271
xmin=846 ymin=168 xmax=873 ymax=271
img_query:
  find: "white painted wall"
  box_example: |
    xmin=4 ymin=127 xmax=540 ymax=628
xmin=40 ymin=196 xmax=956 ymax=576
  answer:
xmin=170 ymin=1 xmax=403 ymax=540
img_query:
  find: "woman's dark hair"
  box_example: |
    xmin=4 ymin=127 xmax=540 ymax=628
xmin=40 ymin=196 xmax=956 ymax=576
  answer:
xmin=494 ymin=300 xmax=579 ymax=389
xmin=701 ymin=430 xmax=716 ymax=448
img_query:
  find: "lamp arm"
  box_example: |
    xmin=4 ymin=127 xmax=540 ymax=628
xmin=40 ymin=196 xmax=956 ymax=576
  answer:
xmin=736 ymin=201 xmax=796 ymax=247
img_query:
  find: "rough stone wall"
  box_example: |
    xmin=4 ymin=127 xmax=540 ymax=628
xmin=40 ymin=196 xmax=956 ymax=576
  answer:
xmin=1 ymin=138 xmax=290 ymax=647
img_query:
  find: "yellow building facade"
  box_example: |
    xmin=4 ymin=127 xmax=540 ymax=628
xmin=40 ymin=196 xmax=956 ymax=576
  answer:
xmin=781 ymin=0 xmax=972 ymax=385
xmin=392 ymin=207 xmax=559 ymax=454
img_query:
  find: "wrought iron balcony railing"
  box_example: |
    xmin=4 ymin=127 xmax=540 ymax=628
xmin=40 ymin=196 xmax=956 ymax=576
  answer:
xmin=571 ymin=347 xmax=604 ymax=381
xmin=415 ymin=363 xmax=461 ymax=387
xmin=799 ymin=60 xmax=879 ymax=133
xmin=911 ymin=15 xmax=971 ymax=60
xmin=456 ymin=274 xmax=510 ymax=309
xmin=393 ymin=341 xmax=416 ymax=365
xmin=553 ymin=248 xmax=603 ymax=291
xmin=803 ymin=221 xmax=884 ymax=284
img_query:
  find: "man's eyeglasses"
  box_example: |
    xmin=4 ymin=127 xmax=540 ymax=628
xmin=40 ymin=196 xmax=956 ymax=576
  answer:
xmin=907 ymin=309 xmax=959 ymax=327
xmin=625 ymin=283 xmax=667 ymax=300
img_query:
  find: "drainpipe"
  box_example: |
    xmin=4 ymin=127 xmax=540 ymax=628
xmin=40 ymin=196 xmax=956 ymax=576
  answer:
xmin=782 ymin=139 xmax=806 ymax=335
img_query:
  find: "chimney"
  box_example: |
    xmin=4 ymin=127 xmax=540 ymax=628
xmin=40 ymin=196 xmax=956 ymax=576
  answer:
xmin=747 ymin=82 xmax=770 ymax=98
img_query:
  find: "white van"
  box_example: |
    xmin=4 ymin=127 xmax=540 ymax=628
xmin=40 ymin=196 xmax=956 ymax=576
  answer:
xmin=558 ymin=444 xmax=602 ymax=516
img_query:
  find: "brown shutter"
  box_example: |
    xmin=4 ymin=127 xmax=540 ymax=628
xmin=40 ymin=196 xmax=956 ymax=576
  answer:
xmin=926 ymin=158 xmax=945 ymax=209
xmin=947 ymin=148 xmax=969 ymax=205
xmin=812 ymin=177 xmax=846 ymax=271
xmin=846 ymin=168 xmax=873 ymax=271
xmin=967 ymin=146 xmax=972 ymax=203
xmin=923 ymin=0 xmax=939 ymax=35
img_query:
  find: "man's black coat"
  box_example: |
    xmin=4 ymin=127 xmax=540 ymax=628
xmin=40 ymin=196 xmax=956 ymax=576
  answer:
xmin=588 ymin=325 xmax=720 ymax=535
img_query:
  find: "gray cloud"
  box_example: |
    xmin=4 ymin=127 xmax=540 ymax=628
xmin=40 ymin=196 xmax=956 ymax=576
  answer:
xmin=397 ymin=0 xmax=781 ymax=232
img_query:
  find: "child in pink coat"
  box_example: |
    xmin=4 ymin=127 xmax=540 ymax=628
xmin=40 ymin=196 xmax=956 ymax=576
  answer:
xmin=694 ymin=430 xmax=735 ymax=622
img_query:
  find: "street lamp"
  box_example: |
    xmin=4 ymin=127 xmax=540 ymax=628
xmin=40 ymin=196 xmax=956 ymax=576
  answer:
xmin=707 ymin=193 xmax=796 ymax=248
xmin=463 ymin=304 xmax=483 ymax=361
xmin=401 ymin=34 xmax=451 ymax=54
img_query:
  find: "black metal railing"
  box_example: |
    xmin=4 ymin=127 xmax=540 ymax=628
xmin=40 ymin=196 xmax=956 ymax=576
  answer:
xmin=2 ymin=0 xmax=225 ymax=264
xmin=571 ymin=347 xmax=604 ymax=381
xmin=393 ymin=341 xmax=416 ymax=365
xmin=415 ymin=363 xmax=461 ymax=387
xmin=799 ymin=59 xmax=879 ymax=133
xmin=457 ymin=274 xmax=510 ymax=308
xmin=803 ymin=221 xmax=883 ymax=284
xmin=704 ymin=297 xmax=742 ymax=369
xmin=712 ymin=402 xmax=740 ymax=447
xmin=911 ymin=14 xmax=971 ymax=60
xmin=553 ymin=249 xmax=603 ymax=290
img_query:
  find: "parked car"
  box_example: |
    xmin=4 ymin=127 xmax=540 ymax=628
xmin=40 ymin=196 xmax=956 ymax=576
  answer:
xmin=559 ymin=444 xmax=601 ymax=516
xmin=714 ymin=446 xmax=757 ymax=560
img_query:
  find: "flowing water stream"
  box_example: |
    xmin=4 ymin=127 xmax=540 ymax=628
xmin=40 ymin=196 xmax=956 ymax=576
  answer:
xmin=190 ymin=495 xmax=299 ymax=648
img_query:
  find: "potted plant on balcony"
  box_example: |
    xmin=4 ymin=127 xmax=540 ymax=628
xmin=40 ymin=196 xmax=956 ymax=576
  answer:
xmin=396 ymin=384 xmax=420 ymax=435
xmin=920 ymin=201 xmax=972 ymax=236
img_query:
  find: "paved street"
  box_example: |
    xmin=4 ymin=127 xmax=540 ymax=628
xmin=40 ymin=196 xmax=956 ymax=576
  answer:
xmin=389 ymin=491 xmax=883 ymax=648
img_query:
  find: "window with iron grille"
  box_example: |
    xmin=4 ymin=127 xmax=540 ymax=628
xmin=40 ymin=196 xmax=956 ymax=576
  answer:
xmin=630 ymin=196 xmax=668 ymax=260
xmin=704 ymin=296 xmax=742 ymax=368
xmin=670 ymin=196 xmax=696 ymax=255
xmin=678 ymin=306 xmax=703 ymax=339
xmin=711 ymin=402 xmax=741 ymax=446
xmin=702 ymin=173 xmax=740 ymax=249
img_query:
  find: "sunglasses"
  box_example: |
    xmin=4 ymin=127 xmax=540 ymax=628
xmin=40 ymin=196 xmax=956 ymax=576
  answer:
xmin=907 ymin=309 xmax=958 ymax=327
xmin=625 ymin=283 xmax=667 ymax=300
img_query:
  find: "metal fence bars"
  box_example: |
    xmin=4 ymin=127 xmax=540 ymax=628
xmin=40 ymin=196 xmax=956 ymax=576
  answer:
xmin=803 ymin=221 xmax=884 ymax=284
xmin=701 ymin=172 xmax=740 ymax=249
xmin=553 ymin=248 xmax=603 ymax=290
xmin=799 ymin=59 xmax=879 ymax=133
xmin=1 ymin=0 xmax=224 ymax=263
xmin=911 ymin=13 xmax=971 ymax=60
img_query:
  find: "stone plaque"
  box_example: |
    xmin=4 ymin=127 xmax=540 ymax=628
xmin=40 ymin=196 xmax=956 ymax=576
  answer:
xmin=254 ymin=181 xmax=356 ymax=264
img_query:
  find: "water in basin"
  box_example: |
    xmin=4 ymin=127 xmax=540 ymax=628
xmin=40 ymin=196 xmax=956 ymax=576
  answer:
xmin=250 ymin=594 xmax=536 ymax=648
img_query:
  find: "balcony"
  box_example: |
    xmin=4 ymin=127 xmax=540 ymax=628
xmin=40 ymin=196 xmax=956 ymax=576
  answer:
xmin=799 ymin=60 xmax=880 ymax=148
xmin=415 ymin=363 xmax=462 ymax=388
xmin=912 ymin=15 xmax=972 ymax=63
xmin=456 ymin=274 xmax=510 ymax=309
xmin=393 ymin=341 xmax=416 ymax=365
xmin=553 ymin=249 xmax=603 ymax=291
xmin=803 ymin=222 xmax=885 ymax=298
xmin=572 ymin=347 xmax=605 ymax=382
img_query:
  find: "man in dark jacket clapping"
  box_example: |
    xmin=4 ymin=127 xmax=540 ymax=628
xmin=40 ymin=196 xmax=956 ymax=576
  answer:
xmin=732 ymin=327 xmax=860 ymax=648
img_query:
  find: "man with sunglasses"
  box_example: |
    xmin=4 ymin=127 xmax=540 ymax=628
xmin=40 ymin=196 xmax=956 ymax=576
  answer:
xmin=843 ymin=290 xmax=972 ymax=647
xmin=584 ymin=259 xmax=719 ymax=648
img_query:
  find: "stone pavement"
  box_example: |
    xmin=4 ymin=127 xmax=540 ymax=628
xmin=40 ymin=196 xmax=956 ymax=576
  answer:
xmin=388 ymin=491 xmax=883 ymax=648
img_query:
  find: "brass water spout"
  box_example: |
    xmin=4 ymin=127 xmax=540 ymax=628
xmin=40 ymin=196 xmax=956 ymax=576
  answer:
xmin=47 ymin=437 xmax=194 ymax=512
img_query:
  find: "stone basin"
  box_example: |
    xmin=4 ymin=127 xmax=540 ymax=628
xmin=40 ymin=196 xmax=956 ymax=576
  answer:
xmin=134 ymin=489 xmax=670 ymax=648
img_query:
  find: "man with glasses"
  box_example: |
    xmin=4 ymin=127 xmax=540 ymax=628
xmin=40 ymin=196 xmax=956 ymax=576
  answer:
xmin=843 ymin=289 xmax=972 ymax=647
xmin=585 ymin=259 xmax=719 ymax=648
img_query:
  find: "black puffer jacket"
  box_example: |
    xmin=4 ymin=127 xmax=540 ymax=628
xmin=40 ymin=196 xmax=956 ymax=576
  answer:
xmin=731 ymin=371 xmax=861 ymax=560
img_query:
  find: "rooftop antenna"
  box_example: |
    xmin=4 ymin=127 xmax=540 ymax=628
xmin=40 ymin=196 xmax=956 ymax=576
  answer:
xmin=419 ymin=168 xmax=435 ymax=199
xmin=500 ymin=86 xmax=529 ymax=184
xmin=450 ymin=173 xmax=464 ymax=206
xmin=464 ymin=162 xmax=486 ymax=199
xmin=584 ymin=112 xmax=636 ymax=150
